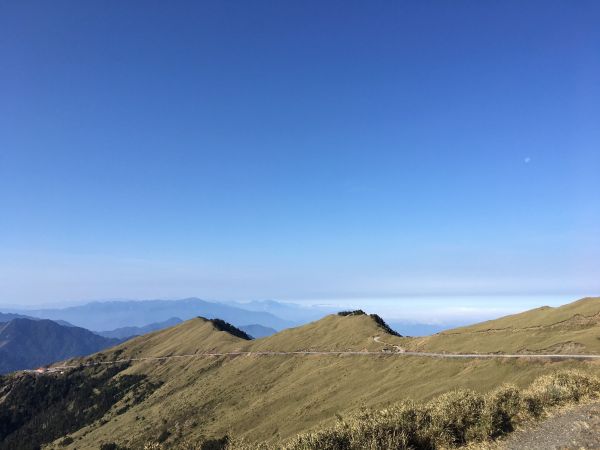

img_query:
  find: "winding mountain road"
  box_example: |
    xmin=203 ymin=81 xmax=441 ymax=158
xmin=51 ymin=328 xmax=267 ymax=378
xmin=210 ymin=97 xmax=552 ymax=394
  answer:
xmin=25 ymin=336 xmax=600 ymax=374
xmin=371 ymin=336 xmax=600 ymax=360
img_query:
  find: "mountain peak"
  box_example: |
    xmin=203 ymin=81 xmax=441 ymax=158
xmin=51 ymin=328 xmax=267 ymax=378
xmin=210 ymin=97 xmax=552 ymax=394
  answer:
xmin=97 ymin=316 xmax=253 ymax=361
xmin=337 ymin=310 xmax=401 ymax=336
xmin=202 ymin=317 xmax=253 ymax=340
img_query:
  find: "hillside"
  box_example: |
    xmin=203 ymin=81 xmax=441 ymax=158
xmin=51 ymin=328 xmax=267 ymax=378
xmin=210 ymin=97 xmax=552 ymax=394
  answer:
xmin=409 ymin=296 xmax=600 ymax=355
xmin=0 ymin=319 xmax=121 ymax=374
xmin=94 ymin=317 xmax=251 ymax=362
xmin=1 ymin=298 xmax=599 ymax=450
xmin=249 ymin=311 xmax=402 ymax=352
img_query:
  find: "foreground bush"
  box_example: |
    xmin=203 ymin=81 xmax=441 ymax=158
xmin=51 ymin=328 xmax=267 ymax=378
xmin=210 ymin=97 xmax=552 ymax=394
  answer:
xmin=226 ymin=370 xmax=600 ymax=450
xmin=522 ymin=370 xmax=600 ymax=417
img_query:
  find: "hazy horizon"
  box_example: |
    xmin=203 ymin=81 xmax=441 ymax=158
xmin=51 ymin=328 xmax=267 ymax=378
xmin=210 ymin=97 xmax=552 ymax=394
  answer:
xmin=1 ymin=293 xmax=589 ymax=325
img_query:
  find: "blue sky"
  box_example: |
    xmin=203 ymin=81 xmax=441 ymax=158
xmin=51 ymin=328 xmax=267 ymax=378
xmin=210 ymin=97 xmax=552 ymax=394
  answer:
xmin=1 ymin=2 xmax=599 ymax=317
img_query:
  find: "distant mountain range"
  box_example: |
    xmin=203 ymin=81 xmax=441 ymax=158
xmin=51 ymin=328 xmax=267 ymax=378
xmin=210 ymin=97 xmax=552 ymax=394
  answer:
xmin=386 ymin=320 xmax=469 ymax=336
xmin=238 ymin=324 xmax=277 ymax=338
xmin=225 ymin=300 xmax=336 ymax=323
xmin=0 ymin=318 xmax=121 ymax=374
xmin=97 ymin=317 xmax=184 ymax=339
xmin=2 ymin=298 xmax=466 ymax=338
xmin=0 ymin=312 xmax=31 ymax=322
xmin=0 ymin=312 xmax=75 ymax=328
xmin=8 ymin=298 xmax=295 ymax=331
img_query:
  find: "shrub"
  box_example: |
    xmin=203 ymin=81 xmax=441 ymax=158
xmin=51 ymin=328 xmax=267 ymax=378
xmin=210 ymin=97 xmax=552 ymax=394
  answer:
xmin=59 ymin=436 xmax=74 ymax=446
xmin=369 ymin=314 xmax=402 ymax=337
xmin=157 ymin=429 xmax=171 ymax=443
xmin=522 ymin=370 xmax=600 ymax=417
xmin=337 ymin=311 xmax=365 ymax=317
xmin=481 ymin=384 xmax=522 ymax=437
xmin=201 ymin=436 xmax=229 ymax=450
xmin=99 ymin=443 xmax=119 ymax=450
xmin=285 ymin=427 xmax=352 ymax=450
xmin=351 ymin=402 xmax=422 ymax=449
xmin=421 ymin=390 xmax=485 ymax=447
xmin=208 ymin=319 xmax=252 ymax=340
xmin=237 ymin=370 xmax=600 ymax=450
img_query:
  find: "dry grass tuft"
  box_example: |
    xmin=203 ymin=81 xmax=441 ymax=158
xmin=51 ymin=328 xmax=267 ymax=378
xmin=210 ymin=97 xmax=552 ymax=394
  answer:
xmin=224 ymin=370 xmax=600 ymax=450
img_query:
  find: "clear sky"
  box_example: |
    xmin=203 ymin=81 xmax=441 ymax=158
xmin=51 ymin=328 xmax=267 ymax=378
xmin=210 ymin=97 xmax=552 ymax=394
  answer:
xmin=1 ymin=1 xmax=599 ymax=314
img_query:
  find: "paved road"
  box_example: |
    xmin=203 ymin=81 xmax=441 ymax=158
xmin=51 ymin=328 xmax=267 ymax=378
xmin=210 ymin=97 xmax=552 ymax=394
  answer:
xmin=372 ymin=336 xmax=600 ymax=360
xmin=495 ymin=401 xmax=600 ymax=450
xmin=24 ymin=336 xmax=600 ymax=374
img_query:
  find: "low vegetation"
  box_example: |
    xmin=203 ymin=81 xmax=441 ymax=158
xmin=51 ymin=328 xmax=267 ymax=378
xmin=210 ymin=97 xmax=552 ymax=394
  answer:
xmin=206 ymin=318 xmax=252 ymax=340
xmin=368 ymin=313 xmax=402 ymax=337
xmin=0 ymin=364 xmax=153 ymax=450
xmin=225 ymin=370 xmax=600 ymax=449
xmin=337 ymin=310 xmax=367 ymax=317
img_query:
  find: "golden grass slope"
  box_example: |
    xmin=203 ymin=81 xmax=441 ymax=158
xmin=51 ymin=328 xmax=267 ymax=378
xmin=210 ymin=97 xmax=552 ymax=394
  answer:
xmin=409 ymin=296 xmax=600 ymax=355
xmin=108 ymin=317 xmax=248 ymax=357
xmin=249 ymin=313 xmax=396 ymax=352
xmin=239 ymin=370 xmax=600 ymax=450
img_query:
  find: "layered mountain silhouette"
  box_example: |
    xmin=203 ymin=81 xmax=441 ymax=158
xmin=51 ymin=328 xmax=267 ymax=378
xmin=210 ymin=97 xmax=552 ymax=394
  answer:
xmin=225 ymin=299 xmax=337 ymax=323
xmin=6 ymin=299 xmax=454 ymax=337
xmin=238 ymin=324 xmax=277 ymax=338
xmin=0 ymin=318 xmax=121 ymax=374
xmin=97 ymin=317 xmax=184 ymax=339
xmin=0 ymin=312 xmax=75 ymax=328
xmin=0 ymin=312 xmax=32 ymax=322
xmin=10 ymin=298 xmax=294 ymax=331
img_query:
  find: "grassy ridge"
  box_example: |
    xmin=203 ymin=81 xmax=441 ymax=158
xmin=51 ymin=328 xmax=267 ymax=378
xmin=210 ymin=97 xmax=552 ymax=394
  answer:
xmin=409 ymin=297 xmax=600 ymax=354
xmin=336 ymin=311 xmax=402 ymax=337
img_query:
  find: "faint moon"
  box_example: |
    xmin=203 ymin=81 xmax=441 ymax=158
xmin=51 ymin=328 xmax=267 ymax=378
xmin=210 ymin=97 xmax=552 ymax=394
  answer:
xmin=524 ymin=157 xmax=531 ymax=163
